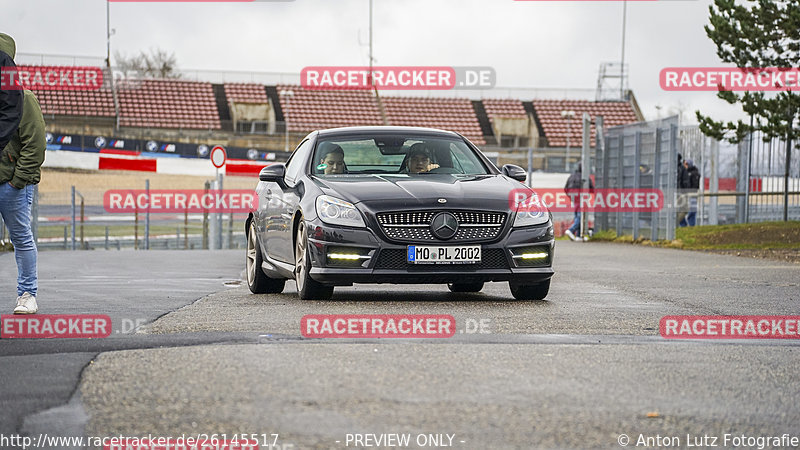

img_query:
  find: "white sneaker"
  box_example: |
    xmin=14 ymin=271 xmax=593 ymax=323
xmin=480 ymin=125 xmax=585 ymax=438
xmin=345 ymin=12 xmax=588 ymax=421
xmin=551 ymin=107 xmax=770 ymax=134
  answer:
xmin=564 ymin=229 xmax=578 ymax=241
xmin=14 ymin=292 xmax=38 ymax=314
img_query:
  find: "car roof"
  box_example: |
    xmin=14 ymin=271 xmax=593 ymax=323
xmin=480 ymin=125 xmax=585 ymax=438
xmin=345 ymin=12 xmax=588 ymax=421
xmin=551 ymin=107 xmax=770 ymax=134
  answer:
xmin=316 ymin=126 xmax=463 ymax=139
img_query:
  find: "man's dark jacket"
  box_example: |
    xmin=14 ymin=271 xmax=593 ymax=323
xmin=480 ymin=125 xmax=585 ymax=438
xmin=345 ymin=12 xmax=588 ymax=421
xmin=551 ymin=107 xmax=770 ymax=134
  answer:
xmin=0 ymin=33 xmax=23 ymax=152
xmin=0 ymin=34 xmax=45 ymax=188
xmin=564 ymin=167 xmax=594 ymax=191
xmin=687 ymin=165 xmax=700 ymax=190
xmin=677 ymin=160 xmax=690 ymax=189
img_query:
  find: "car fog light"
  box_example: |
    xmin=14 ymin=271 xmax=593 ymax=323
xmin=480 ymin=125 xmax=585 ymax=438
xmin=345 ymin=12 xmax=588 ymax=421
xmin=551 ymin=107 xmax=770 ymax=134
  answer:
xmin=328 ymin=253 xmax=362 ymax=260
xmin=520 ymin=252 xmax=548 ymax=260
xmin=326 ymin=246 xmax=373 ymax=267
xmin=511 ymin=247 xmax=551 ymax=267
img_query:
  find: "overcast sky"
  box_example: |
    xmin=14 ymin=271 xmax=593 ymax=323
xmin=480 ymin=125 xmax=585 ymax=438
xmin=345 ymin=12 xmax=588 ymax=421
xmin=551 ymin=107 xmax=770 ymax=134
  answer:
xmin=1 ymin=0 xmax=746 ymax=124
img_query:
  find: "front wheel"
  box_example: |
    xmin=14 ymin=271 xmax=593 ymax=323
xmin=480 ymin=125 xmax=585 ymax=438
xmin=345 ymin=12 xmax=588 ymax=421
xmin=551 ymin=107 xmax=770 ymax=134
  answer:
xmin=509 ymin=279 xmax=550 ymax=300
xmin=246 ymin=220 xmax=285 ymax=294
xmin=295 ymin=221 xmax=334 ymax=300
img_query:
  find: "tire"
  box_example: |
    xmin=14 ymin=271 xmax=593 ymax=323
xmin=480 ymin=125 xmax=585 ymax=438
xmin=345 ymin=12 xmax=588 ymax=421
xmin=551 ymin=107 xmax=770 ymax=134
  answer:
xmin=246 ymin=220 xmax=285 ymax=294
xmin=509 ymin=279 xmax=550 ymax=300
xmin=295 ymin=220 xmax=334 ymax=300
xmin=447 ymin=282 xmax=485 ymax=293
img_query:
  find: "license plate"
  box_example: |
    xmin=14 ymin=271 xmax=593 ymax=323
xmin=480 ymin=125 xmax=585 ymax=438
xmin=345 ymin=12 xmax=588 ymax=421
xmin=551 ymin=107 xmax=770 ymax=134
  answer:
xmin=407 ymin=245 xmax=481 ymax=264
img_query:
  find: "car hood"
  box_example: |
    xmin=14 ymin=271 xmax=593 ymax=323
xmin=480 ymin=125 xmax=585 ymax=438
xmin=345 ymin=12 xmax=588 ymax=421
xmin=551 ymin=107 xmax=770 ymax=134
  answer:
xmin=313 ymin=174 xmax=526 ymax=211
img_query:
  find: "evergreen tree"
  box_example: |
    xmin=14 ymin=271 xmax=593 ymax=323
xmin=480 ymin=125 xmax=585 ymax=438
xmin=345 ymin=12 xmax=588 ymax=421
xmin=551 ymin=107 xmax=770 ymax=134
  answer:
xmin=696 ymin=0 xmax=800 ymax=143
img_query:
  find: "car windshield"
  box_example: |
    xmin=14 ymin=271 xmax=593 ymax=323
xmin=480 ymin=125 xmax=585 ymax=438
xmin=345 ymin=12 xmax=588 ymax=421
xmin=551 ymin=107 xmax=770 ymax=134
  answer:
xmin=311 ymin=135 xmax=490 ymax=176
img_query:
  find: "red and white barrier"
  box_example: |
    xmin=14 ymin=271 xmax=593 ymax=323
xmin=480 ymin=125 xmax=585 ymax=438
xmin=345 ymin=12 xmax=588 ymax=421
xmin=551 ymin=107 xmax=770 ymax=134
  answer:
xmin=43 ymin=149 xmax=268 ymax=177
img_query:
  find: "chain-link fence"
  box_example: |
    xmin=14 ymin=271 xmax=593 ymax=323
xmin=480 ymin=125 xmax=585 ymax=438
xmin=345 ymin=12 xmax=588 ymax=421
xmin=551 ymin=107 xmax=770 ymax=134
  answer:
xmin=683 ymin=128 xmax=799 ymax=226
xmin=596 ymin=117 xmax=681 ymax=240
xmin=594 ymin=117 xmax=799 ymax=240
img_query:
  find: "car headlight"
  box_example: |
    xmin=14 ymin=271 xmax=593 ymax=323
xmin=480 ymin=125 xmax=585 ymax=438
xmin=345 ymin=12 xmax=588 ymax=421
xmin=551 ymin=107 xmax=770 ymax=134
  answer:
xmin=513 ymin=210 xmax=550 ymax=227
xmin=316 ymin=195 xmax=366 ymax=227
xmin=512 ymin=192 xmax=550 ymax=227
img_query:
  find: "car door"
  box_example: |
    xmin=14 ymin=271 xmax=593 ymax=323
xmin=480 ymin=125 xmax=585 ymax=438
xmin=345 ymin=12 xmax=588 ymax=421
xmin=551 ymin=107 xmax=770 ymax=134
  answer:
xmin=267 ymin=138 xmax=313 ymax=263
xmin=253 ymin=171 xmax=275 ymax=259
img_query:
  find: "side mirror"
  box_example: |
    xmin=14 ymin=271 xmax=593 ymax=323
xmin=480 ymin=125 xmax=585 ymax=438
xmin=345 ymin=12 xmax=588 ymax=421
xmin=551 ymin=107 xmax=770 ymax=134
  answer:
xmin=501 ymin=164 xmax=527 ymax=183
xmin=259 ymin=164 xmax=286 ymax=186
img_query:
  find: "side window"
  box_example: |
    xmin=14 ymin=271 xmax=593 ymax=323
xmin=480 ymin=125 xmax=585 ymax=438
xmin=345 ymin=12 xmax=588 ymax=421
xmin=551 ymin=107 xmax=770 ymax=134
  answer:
xmin=284 ymin=139 xmax=312 ymax=183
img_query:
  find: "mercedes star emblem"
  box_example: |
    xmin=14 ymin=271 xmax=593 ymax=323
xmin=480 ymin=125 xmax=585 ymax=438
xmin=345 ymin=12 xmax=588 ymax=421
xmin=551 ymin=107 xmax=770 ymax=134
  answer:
xmin=430 ymin=212 xmax=459 ymax=240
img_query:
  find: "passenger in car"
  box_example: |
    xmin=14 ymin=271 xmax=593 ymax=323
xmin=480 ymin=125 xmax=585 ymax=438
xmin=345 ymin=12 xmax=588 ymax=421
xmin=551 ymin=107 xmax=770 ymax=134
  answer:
xmin=317 ymin=143 xmax=347 ymax=174
xmin=403 ymin=143 xmax=440 ymax=173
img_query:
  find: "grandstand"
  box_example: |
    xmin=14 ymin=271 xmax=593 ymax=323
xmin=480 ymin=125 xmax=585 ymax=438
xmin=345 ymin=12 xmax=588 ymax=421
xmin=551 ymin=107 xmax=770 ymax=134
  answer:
xmin=533 ymin=99 xmax=639 ymax=147
xmin=26 ymin=66 xmax=116 ymax=119
xmin=482 ymin=98 xmax=527 ymax=123
xmin=117 ymin=79 xmax=221 ymax=130
xmin=223 ymin=83 xmax=269 ymax=104
xmin=276 ymin=85 xmax=383 ymax=131
xmin=26 ymin=62 xmax=644 ymax=172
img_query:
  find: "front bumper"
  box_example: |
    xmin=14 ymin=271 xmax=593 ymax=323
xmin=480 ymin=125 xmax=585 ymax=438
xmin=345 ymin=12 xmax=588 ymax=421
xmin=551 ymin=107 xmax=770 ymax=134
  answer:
xmin=305 ymin=218 xmax=554 ymax=286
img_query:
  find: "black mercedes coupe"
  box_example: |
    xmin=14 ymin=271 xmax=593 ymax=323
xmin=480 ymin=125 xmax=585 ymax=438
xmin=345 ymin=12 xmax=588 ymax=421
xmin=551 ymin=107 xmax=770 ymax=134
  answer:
xmin=245 ymin=126 xmax=554 ymax=300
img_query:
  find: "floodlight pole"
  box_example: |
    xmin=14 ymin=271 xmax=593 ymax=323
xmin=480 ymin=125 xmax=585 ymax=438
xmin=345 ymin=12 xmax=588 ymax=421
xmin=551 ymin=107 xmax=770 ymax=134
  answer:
xmin=562 ymin=110 xmax=575 ymax=172
xmin=106 ymin=0 xmax=111 ymax=68
xmin=580 ymin=113 xmax=591 ymax=238
xmin=280 ymin=90 xmax=294 ymax=151
xmin=566 ymin=114 xmax=571 ymax=172
xmin=369 ymin=0 xmax=373 ymax=79
xmin=620 ymin=1 xmax=627 ymax=100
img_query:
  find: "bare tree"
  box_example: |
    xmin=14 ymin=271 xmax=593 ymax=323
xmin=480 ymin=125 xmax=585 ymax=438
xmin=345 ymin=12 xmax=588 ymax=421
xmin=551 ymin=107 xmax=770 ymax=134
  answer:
xmin=114 ymin=48 xmax=182 ymax=79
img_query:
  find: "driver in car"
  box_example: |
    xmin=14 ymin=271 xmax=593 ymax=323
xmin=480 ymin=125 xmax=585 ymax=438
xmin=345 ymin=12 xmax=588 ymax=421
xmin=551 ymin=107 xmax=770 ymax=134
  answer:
xmin=404 ymin=143 xmax=440 ymax=173
xmin=317 ymin=142 xmax=346 ymax=174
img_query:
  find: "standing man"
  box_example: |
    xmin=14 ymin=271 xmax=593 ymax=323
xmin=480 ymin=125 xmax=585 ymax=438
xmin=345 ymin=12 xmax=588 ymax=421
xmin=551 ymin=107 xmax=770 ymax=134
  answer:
xmin=0 ymin=34 xmax=46 ymax=314
xmin=564 ymin=163 xmax=593 ymax=241
xmin=681 ymin=159 xmax=701 ymax=227
xmin=676 ymin=153 xmax=691 ymax=227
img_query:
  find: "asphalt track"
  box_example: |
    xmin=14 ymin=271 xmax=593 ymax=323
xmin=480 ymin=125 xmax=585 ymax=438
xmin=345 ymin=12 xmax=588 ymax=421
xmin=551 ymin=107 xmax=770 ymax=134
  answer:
xmin=0 ymin=244 xmax=798 ymax=449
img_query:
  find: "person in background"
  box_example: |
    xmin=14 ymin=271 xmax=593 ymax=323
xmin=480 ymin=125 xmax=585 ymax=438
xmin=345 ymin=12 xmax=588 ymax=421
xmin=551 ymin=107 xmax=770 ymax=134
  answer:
xmin=681 ymin=158 xmax=701 ymax=227
xmin=676 ymin=153 xmax=691 ymax=227
xmin=0 ymin=33 xmax=46 ymax=314
xmin=564 ymin=163 xmax=593 ymax=241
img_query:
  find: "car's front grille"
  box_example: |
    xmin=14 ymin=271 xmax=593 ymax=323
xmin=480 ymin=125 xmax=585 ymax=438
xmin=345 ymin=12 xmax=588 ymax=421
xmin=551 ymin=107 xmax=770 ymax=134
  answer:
xmin=376 ymin=210 xmax=507 ymax=243
xmin=374 ymin=248 xmax=509 ymax=270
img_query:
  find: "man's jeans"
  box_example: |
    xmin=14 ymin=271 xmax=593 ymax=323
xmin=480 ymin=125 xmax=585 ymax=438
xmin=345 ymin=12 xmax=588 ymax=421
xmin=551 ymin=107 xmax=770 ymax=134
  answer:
xmin=0 ymin=182 xmax=37 ymax=297
xmin=568 ymin=211 xmax=581 ymax=235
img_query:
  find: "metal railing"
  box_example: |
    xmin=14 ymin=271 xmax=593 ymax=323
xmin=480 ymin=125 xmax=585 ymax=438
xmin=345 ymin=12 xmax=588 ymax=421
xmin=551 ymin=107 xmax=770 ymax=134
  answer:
xmin=0 ymin=179 xmax=249 ymax=252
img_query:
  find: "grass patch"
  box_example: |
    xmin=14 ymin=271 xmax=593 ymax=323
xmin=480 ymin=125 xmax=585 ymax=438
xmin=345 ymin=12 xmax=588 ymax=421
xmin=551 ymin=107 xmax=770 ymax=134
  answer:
xmin=589 ymin=229 xmax=617 ymax=241
xmin=674 ymin=221 xmax=800 ymax=250
xmin=589 ymin=221 xmax=800 ymax=251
